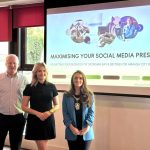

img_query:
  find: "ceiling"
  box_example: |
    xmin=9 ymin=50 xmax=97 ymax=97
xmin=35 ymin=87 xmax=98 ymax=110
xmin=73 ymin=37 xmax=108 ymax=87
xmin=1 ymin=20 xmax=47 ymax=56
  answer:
xmin=0 ymin=0 xmax=44 ymax=7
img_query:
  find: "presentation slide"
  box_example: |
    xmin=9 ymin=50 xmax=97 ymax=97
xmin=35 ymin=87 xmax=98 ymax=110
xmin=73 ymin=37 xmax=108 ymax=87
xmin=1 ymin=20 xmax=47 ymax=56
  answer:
xmin=46 ymin=0 xmax=150 ymax=96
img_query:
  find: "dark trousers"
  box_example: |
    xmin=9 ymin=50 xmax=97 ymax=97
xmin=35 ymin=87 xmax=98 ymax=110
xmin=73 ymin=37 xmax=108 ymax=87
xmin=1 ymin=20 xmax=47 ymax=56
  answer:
xmin=0 ymin=113 xmax=25 ymax=150
xmin=67 ymin=136 xmax=92 ymax=150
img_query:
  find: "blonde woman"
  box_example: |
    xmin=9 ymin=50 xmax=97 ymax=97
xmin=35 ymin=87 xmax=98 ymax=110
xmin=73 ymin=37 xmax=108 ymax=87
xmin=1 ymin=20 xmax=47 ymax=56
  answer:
xmin=22 ymin=63 xmax=59 ymax=150
xmin=62 ymin=70 xmax=95 ymax=150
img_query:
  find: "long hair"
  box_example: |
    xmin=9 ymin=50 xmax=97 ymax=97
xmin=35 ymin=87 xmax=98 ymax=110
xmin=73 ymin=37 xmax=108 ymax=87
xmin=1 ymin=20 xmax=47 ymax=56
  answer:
xmin=31 ymin=62 xmax=48 ymax=86
xmin=69 ymin=70 xmax=93 ymax=107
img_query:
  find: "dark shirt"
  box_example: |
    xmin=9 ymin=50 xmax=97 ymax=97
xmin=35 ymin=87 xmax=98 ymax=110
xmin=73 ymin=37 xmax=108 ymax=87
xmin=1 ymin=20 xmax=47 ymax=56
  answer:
xmin=23 ymin=81 xmax=58 ymax=112
xmin=74 ymin=95 xmax=82 ymax=130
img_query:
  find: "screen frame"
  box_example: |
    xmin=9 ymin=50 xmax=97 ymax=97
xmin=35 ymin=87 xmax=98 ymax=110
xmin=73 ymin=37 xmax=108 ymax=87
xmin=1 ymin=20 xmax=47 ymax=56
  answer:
xmin=45 ymin=0 xmax=150 ymax=97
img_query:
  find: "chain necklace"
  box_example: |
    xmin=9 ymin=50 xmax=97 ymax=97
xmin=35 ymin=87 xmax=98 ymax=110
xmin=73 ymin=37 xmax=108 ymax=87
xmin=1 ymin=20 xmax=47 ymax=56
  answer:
xmin=73 ymin=95 xmax=80 ymax=110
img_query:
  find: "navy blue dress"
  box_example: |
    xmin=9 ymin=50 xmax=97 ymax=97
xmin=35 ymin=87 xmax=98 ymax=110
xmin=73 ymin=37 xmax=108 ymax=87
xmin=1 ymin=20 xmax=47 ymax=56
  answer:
xmin=23 ymin=81 xmax=58 ymax=140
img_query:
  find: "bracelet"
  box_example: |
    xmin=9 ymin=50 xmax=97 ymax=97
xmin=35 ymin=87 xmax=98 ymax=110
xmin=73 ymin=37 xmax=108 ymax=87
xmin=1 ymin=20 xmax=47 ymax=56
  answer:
xmin=49 ymin=108 xmax=55 ymax=113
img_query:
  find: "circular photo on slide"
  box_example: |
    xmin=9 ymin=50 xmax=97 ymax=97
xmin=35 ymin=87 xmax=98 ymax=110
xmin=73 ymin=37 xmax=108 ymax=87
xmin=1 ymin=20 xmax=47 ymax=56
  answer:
xmin=67 ymin=19 xmax=90 ymax=43
xmin=116 ymin=16 xmax=143 ymax=41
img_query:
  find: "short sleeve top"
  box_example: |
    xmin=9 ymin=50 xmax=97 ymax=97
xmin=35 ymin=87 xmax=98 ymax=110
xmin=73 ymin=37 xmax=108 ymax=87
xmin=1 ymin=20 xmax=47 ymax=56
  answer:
xmin=23 ymin=81 xmax=58 ymax=112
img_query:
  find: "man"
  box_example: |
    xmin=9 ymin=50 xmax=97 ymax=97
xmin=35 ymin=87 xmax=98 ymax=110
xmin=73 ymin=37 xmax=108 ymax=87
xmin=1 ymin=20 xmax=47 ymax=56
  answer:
xmin=0 ymin=54 xmax=28 ymax=150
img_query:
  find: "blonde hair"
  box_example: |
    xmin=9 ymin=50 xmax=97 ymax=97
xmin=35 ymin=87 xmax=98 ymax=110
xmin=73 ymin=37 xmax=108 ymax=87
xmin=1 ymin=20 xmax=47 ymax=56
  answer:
xmin=31 ymin=62 xmax=48 ymax=86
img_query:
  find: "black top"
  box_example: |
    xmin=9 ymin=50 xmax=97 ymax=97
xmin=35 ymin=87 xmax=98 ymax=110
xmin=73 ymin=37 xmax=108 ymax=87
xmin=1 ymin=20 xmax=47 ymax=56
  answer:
xmin=23 ymin=81 xmax=58 ymax=112
xmin=74 ymin=95 xmax=82 ymax=130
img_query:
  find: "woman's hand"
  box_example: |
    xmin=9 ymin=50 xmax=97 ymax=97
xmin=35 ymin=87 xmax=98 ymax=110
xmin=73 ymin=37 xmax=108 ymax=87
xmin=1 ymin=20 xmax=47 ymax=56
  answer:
xmin=69 ymin=124 xmax=80 ymax=135
xmin=80 ymin=125 xmax=90 ymax=135
xmin=36 ymin=111 xmax=50 ymax=121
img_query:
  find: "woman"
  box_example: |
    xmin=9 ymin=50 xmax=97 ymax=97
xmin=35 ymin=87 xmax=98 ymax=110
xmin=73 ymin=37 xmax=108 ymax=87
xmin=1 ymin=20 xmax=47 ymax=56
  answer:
xmin=21 ymin=62 xmax=59 ymax=150
xmin=62 ymin=70 xmax=95 ymax=150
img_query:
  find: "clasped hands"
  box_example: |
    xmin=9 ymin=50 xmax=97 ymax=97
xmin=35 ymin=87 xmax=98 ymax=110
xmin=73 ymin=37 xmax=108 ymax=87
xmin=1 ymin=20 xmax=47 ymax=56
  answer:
xmin=70 ymin=125 xmax=90 ymax=135
xmin=36 ymin=111 xmax=51 ymax=121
